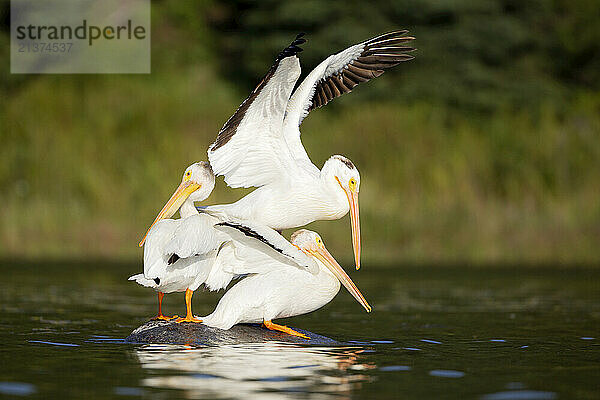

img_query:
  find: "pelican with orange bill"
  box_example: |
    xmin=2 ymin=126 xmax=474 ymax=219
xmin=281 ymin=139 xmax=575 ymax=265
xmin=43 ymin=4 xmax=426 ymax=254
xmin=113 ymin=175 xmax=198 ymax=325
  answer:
xmin=203 ymin=30 xmax=415 ymax=271
xmin=202 ymin=228 xmax=371 ymax=339
xmin=130 ymin=162 xmax=326 ymax=324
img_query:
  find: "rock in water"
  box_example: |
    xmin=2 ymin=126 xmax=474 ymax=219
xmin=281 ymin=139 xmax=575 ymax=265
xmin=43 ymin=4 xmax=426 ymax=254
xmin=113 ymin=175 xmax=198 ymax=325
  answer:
xmin=125 ymin=320 xmax=341 ymax=346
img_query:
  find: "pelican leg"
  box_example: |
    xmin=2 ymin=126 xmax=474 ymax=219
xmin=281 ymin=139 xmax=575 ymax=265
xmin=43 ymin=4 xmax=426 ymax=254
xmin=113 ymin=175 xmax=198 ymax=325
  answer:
xmin=152 ymin=292 xmax=178 ymax=321
xmin=262 ymin=320 xmax=310 ymax=339
xmin=175 ymin=289 xmax=202 ymax=323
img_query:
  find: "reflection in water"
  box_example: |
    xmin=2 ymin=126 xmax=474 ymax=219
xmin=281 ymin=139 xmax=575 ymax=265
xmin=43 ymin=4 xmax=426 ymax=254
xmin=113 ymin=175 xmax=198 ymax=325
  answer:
xmin=134 ymin=343 xmax=373 ymax=399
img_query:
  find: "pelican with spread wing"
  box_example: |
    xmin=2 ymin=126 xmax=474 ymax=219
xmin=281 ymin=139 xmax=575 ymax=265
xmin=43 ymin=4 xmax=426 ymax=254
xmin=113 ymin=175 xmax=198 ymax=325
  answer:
xmin=204 ymin=31 xmax=415 ymax=270
xmin=130 ymin=162 xmax=317 ymax=323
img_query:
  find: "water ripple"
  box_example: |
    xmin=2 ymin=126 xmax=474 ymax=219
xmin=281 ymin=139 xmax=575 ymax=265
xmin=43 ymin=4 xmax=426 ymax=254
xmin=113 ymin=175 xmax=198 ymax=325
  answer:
xmin=429 ymin=370 xmax=465 ymax=378
xmin=28 ymin=340 xmax=79 ymax=347
xmin=421 ymin=339 xmax=443 ymax=344
xmin=0 ymin=382 xmax=36 ymax=396
xmin=480 ymin=390 xmax=557 ymax=400
xmin=379 ymin=365 xmax=411 ymax=372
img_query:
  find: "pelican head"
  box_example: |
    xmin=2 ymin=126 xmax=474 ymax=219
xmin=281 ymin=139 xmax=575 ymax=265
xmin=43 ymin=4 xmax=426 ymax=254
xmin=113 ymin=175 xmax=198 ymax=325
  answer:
xmin=139 ymin=162 xmax=215 ymax=247
xmin=291 ymin=229 xmax=371 ymax=313
xmin=182 ymin=161 xmax=215 ymax=202
xmin=321 ymin=155 xmax=361 ymax=270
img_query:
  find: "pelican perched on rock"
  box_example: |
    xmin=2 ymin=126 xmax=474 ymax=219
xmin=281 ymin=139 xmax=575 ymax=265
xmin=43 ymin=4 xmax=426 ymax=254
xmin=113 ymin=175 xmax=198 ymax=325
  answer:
xmin=204 ymin=31 xmax=415 ymax=270
xmin=130 ymin=162 xmax=317 ymax=323
xmin=203 ymin=227 xmax=371 ymax=339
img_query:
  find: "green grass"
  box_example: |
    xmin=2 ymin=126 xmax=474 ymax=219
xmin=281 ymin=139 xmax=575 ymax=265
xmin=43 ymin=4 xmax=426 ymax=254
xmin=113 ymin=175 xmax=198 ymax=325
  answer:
xmin=1 ymin=0 xmax=599 ymax=265
xmin=1 ymin=66 xmax=599 ymax=264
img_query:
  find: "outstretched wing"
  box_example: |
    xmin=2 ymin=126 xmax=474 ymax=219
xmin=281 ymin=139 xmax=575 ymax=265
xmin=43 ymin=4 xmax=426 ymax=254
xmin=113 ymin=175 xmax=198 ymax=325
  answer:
xmin=214 ymin=221 xmax=319 ymax=275
xmin=207 ymin=34 xmax=307 ymax=189
xmin=283 ymin=30 xmax=415 ymax=164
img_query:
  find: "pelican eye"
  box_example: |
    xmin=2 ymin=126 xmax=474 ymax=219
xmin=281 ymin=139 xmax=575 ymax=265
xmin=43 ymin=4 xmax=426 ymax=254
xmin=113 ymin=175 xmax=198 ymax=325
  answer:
xmin=184 ymin=171 xmax=192 ymax=180
xmin=315 ymin=237 xmax=324 ymax=247
xmin=348 ymin=178 xmax=357 ymax=192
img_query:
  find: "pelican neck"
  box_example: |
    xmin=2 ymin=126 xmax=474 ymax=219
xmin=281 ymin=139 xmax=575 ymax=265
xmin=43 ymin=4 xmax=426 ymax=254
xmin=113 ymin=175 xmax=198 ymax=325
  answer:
xmin=179 ymin=199 xmax=199 ymax=218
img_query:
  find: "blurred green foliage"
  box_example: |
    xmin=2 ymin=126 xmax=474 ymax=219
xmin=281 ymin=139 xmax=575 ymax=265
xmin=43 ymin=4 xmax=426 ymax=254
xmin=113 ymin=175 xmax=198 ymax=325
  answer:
xmin=206 ymin=0 xmax=600 ymax=110
xmin=0 ymin=0 xmax=599 ymax=264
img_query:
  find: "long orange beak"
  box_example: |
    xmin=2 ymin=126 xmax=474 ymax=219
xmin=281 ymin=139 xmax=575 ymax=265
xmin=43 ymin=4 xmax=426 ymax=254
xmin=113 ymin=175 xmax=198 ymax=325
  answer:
xmin=310 ymin=246 xmax=371 ymax=313
xmin=138 ymin=180 xmax=201 ymax=247
xmin=348 ymin=190 xmax=361 ymax=270
xmin=335 ymin=177 xmax=361 ymax=270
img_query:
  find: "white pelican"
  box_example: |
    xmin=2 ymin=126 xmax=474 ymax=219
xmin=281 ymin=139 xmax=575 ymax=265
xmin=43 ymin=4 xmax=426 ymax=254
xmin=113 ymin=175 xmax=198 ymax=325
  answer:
xmin=204 ymin=31 xmax=415 ymax=270
xmin=202 ymin=227 xmax=372 ymax=339
xmin=131 ymin=162 xmax=317 ymax=323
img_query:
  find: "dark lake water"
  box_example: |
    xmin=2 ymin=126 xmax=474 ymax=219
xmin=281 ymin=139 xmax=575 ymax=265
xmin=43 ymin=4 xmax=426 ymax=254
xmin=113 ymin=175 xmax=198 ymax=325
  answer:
xmin=0 ymin=262 xmax=598 ymax=399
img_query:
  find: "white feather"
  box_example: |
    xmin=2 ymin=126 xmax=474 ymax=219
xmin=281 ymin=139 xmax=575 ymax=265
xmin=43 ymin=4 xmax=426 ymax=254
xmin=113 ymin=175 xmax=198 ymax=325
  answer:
xmin=214 ymin=221 xmax=319 ymax=274
xmin=131 ymin=207 xmax=319 ymax=296
xmin=208 ymin=57 xmax=302 ymax=188
xmin=202 ymin=262 xmax=340 ymax=330
xmin=282 ymin=43 xmax=364 ymax=165
xmin=163 ymin=214 xmax=224 ymax=259
xmin=206 ymin=32 xmax=412 ymax=196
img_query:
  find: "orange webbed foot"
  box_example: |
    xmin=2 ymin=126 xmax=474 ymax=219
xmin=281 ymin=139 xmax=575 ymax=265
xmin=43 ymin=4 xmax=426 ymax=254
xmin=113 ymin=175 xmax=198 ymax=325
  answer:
xmin=175 ymin=315 xmax=203 ymax=324
xmin=152 ymin=314 xmax=178 ymax=321
xmin=263 ymin=320 xmax=310 ymax=339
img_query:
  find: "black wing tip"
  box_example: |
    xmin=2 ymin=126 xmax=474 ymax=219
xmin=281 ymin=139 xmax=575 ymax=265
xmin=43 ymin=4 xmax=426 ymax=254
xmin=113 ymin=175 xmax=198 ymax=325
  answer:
xmin=306 ymin=30 xmax=416 ymax=113
xmin=276 ymin=33 xmax=308 ymax=61
xmin=366 ymin=30 xmax=415 ymax=45
xmin=293 ymin=32 xmax=306 ymax=44
xmin=215 ymin=221 xmax=259 ymax=236
xmin=215 ymin=221 xmax=238 ymax=228
xmin=215 ymin=221 xmax=246 ymax=232
xmin=216 ymin=222 xmax=286 ymax=255
xmin=386 ymin=29 xmax=411 ymax=36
